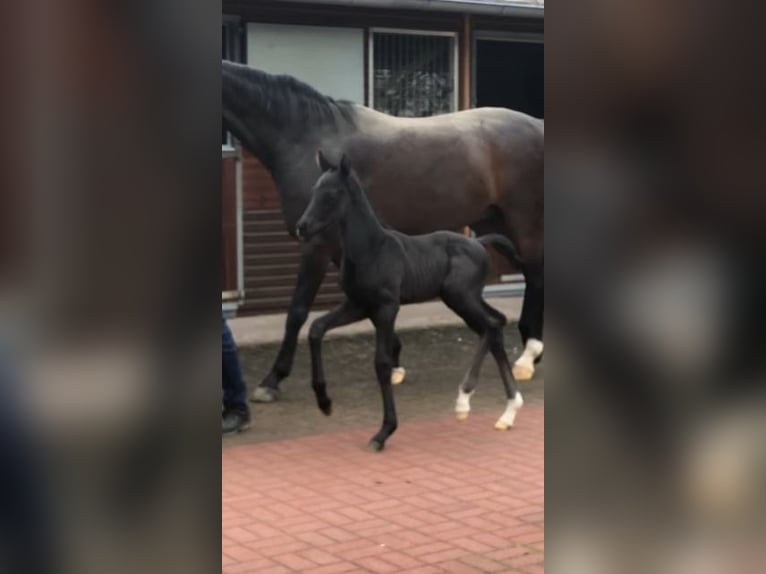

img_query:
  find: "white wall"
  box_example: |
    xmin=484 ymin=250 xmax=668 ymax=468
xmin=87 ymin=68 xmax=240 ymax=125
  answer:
xmin=247 ymin=23 xmax=365 ymax=103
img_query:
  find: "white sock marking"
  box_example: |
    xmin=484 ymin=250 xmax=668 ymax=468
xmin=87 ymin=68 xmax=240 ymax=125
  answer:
xmin=514 ymin=338 xmax=544 ymax=371
xmin=496 ymin=393 xmax=524 ymax=427
xmin=455 ymin=387 xmax=474 ymax=414
xmin=391 ymin=367 xmax=406 ymax=385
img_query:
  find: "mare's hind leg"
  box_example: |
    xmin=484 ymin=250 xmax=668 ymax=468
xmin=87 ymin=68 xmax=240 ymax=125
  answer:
xmin=308 ymin=299 xmax=367 ymax=415
xmin=391 ymin=333 xmax=406 ymax=385
xmin=514 ymin=262 xmax=544 ymax=381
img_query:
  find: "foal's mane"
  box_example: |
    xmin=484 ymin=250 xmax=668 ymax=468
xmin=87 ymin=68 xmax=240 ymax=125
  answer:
xmin=224 ymin=62 xmax=356 ymax=133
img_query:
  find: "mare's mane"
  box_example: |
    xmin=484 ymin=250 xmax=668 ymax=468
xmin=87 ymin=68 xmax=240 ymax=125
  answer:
xmin=224 ymin=62 xmax=356 ymax=134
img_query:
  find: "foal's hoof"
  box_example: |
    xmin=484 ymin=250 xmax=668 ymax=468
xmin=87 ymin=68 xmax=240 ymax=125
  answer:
xmin=456 ymin=411 xmax=470 ymax=421
xmin=368 ymin=439 xmax=385 ymax=452
xmin=318 ymin=399 xmax=333 ymax=416
xmin=251 ymin=386 xmax=279 ymax=403
xmin=391 ymin=367 xmax=406 ymax=385
xmin=512 ymin=363 xmax=535 ymax=381
xmin=494 ymin=420 xmax=513 ymax=431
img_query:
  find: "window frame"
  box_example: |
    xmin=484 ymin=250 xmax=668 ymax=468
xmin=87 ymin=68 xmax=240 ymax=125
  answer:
xmin=222 ymin=15 xmax=245 ymax=152
xmin=471 ymin=30 xmax=543 ymax=109
xmin=222 ymin=15 xmax=246 ymax=307
xmin=367 ymin=27 xmax=459 ymax=115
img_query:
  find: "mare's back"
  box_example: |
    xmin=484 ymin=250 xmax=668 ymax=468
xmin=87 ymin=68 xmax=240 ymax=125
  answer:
xmin=351 ymin=106 xmax=539 ymax=153
xmin=340 ymin=108 xmax=542 ymax=234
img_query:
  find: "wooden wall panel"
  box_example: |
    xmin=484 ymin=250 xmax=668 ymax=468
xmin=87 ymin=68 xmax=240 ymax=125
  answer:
xmin=242 ymin=152 xmax=280 ymax=210
xmin=239 ymin=153 xmax=345 ymax=315
xmin=221 ymin=157 xmax=238 ymax=294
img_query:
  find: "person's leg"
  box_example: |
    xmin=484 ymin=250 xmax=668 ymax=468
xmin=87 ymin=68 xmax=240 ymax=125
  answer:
xmin=222 ymin=317 xmax=250 ymax=434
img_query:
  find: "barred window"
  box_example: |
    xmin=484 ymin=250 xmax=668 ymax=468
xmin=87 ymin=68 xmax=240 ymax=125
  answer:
xmin=370 ymin=30 xmax=457 ymax=117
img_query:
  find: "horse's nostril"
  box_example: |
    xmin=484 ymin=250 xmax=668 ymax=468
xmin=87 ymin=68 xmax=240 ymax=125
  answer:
xmin=296 ymin=222 xmax=306 ymax=238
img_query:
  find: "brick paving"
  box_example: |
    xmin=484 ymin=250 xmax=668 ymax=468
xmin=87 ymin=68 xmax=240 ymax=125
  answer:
xmin=223 ymin=405 xmax=543 ymax=573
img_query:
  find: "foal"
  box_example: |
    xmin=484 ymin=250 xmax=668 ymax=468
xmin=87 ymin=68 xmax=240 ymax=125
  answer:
xmin=296 ymin=152 xmax=524 ymax=451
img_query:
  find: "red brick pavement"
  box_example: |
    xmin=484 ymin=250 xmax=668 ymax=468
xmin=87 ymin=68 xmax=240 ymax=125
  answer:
xmin=223 ymin=405 xmax=543 ymax=573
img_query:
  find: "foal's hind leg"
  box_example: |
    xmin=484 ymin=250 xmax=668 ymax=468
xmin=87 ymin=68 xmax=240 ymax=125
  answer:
xmin=455 ymin=335 xmax=490 ymax=421
xmin=453 ymin=301 xmax=508 ymax=420
xmin=485 ymin=317 xmax=524 ymax=430
xmin=441 ymin=290 xmax=497 ymax=421
xmin=446 ymin=290 xmax=523 ymax=429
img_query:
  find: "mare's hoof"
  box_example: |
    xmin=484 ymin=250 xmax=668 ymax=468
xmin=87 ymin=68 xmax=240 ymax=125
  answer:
xmin=368 ymin=439 xmax=385 ymax=452
xmin=494 ymin=420 xmax=513 ymax=431
xmin=512 ymin=363 xmax=535 ymax=381
xmin=391 ymin=367 xmax=406 ymax=385
xmin=456 ymin=411 xmax=470 ymax=421
xmin=251 ymin=386 xmax=279 ymax=403
xmin=318 ymin=399 xmax=333 ymax=416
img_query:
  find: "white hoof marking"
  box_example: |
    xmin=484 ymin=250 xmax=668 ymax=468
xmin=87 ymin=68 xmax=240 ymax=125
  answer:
xmin=455 ymin=387 xmax=474 ymax=419
xmin=512 ymin=363 xmax=535 ymax=381
xmin=495 ymin=393 xmax=524 ymax=430
xmin=513 ymin=339 xmax=543 ymax=381
xmin=391 ymin=367 xmax=406 ymax=385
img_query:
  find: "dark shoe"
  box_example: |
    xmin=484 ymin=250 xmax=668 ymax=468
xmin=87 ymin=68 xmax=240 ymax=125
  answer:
xmin=222 ymin=408 xmax=251 ymax=435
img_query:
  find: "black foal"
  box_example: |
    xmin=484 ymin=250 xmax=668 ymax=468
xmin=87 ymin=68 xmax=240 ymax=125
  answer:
xmin=296 ymin=151 xmax=524 ymax=451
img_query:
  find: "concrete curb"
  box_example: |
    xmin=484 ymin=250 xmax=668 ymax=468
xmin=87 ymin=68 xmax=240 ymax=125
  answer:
xmin=229 ymin=295 xmax=523 ymax=346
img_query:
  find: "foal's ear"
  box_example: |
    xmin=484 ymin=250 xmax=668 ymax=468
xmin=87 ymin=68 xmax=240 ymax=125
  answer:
xmin=339 ymin=154 xmax=350 ymax=178
xmin=316 ymin=149 xmax=333 ymax=172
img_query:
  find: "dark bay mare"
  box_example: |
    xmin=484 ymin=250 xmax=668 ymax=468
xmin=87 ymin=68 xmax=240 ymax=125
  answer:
xmin=297 ymin=153 xmax=524 ymax=451
xmin=222 ymin=61 xmax=544 ymax=402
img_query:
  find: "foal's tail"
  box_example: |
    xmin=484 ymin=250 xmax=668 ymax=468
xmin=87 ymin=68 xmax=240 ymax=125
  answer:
xmin=477 ymin=234 xmax=524 ymax=269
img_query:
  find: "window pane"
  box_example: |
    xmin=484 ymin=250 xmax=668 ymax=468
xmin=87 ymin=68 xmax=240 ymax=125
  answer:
xmin=247 ymin=23 xmax=364 ymax=104
xmin=372 ymin=32 xmax=455 ymax=117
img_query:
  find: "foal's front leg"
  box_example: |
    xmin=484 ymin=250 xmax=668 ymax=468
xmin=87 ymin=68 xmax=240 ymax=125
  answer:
xmin=369 ymin=303 xmax=400 ymax=452
xmin=308 ymin=299 xmax=367 ymax=415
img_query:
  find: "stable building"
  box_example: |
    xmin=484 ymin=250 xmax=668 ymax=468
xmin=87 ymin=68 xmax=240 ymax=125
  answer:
xmin=222 ymin=0 xmax=544 ymax=316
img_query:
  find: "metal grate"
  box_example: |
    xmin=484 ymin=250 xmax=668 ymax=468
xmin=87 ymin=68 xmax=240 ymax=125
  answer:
xmin=370 ymin=30 xmax=457 ymax=117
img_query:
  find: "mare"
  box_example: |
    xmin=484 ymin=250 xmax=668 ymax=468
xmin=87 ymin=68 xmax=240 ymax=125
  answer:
xmin=296 ymin=152 xmax=523 ymax=451
xmin=222 ymin=62 xmax=544 ymax=402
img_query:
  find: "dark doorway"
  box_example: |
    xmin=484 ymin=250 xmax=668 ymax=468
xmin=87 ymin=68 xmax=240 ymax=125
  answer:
xmin=475 ymin=38 xmax=543 ymax=119
xmin=473 ymin=37 xmax=543 ymax=284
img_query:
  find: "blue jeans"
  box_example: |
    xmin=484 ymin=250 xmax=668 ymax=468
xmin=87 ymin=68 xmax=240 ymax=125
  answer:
xmin=222 ymin=317 xmax=248 ymax=411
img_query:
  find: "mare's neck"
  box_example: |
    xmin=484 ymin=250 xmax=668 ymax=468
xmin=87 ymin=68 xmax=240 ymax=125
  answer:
xmin=222 ymin=64 xmax=352 ymax=176
xmin=339 ymin=180 xmax=387 ymax=263
xmin=222 ymin=65 xmax=283 ymax=170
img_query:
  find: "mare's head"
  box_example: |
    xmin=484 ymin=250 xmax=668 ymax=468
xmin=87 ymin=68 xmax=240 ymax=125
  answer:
xmin=296 ymin=150 xmax=352 ymax=240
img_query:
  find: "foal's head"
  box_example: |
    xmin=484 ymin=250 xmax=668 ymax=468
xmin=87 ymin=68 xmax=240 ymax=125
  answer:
xmin=296 ymin=150 xmax=353 ymax=240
